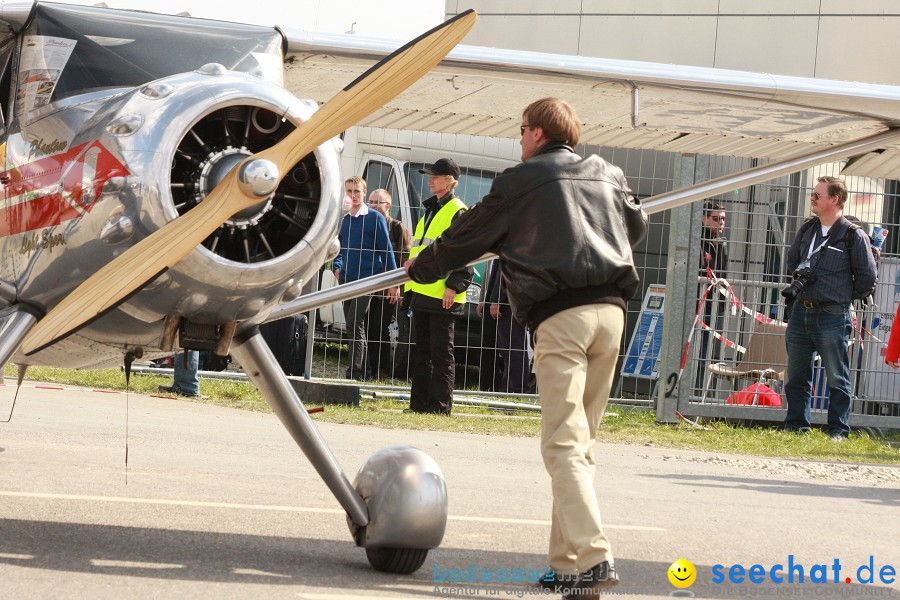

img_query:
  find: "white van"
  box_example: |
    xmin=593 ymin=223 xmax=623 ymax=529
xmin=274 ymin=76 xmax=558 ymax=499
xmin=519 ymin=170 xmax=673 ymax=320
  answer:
xmin=318 ymin=127 xmax=520 ymax=384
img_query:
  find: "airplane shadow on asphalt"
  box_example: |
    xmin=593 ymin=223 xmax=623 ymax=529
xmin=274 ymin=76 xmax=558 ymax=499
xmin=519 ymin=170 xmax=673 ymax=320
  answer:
xmin=0 ymin=517 xmax=542 ymax=596
xmin=2 ymin=518 xmax=898 ymax=598
xmin=641 ymin=473 xmax=900 ymax=507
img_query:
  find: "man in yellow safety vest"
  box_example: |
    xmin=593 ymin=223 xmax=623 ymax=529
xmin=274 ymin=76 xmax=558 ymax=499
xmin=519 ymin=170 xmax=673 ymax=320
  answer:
xmin=403 ymin=157 xmax=472 ymax=414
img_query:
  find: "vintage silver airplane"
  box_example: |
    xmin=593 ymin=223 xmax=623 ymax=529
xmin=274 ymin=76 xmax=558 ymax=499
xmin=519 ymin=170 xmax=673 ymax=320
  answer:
xmin=2 ymin=0 xmax=900 ymax=575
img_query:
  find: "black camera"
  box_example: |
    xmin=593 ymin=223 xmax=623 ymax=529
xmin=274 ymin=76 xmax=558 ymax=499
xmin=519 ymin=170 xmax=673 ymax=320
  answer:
xmin=781 ymin=266 xmax=817 ymax=302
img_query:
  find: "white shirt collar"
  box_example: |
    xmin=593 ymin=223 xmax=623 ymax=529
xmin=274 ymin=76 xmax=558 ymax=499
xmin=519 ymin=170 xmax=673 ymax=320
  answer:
xmin=349 ymin=203 xmax=369 ymax=217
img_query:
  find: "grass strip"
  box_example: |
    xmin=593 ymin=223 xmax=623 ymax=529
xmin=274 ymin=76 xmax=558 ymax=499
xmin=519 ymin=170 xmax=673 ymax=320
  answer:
xmin=5 ymin=364 xmax=898 ymax=465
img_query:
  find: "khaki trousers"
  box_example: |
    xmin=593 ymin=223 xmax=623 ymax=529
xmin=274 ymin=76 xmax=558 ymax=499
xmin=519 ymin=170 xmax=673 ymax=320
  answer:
xmin=534 ymin=303 xmax=623 ymax=574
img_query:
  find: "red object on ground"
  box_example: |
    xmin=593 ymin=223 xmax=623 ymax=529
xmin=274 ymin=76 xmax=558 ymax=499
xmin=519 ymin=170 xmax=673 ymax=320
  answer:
xmin=726 ymin=383 xmax=783 ymax=407
xmin=886 ymin=303 xmax=900 ymax=368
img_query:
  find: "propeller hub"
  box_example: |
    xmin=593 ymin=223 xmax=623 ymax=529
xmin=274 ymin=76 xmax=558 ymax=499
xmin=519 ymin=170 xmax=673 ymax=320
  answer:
xmin=198 ymin=148 xmax=274 ymax=227
xmin=237 ymin=158 xmax=280 ymax=199
xmin=200 ymin=148 xmax=250 ymax=193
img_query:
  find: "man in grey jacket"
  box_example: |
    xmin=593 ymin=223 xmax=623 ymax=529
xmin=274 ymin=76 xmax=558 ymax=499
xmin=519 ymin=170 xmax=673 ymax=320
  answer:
xmin=406 ymin=97 xmax=648 ymax=599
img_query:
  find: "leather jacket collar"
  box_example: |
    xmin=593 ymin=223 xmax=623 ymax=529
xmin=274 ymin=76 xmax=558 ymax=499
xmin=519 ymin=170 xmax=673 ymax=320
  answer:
xmin=533 ymin=141 xmax=576 ymax=158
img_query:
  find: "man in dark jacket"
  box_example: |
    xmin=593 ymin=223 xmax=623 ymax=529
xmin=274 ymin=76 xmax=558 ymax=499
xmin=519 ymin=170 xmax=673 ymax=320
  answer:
xmin=700 ymin=200 xmax=728 ymax=280
xmin=366 ymin=188 xmax=412 ymax=378
xmin=406 ymin=98 xmax=648 ymax=598
xmin=404 ymin=158 xmax=472 ymax=414
xmin=478 ymin=259 xmax=531 ymax=394
xmin=696 ymin=199 xmax=729 ymax=388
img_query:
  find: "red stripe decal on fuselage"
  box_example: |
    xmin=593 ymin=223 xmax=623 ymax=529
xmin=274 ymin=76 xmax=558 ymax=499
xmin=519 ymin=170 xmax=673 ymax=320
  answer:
xmin=0 ymin=140 xmax=130 ymax=237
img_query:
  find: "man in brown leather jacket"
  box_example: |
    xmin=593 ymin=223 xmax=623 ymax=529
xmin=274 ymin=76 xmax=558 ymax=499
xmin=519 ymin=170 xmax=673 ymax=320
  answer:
xmin=406 ymin=98 xmax=648 ymax=599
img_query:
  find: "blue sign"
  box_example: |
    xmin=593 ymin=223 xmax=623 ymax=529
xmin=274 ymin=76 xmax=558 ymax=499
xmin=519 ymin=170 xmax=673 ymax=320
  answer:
xmin=622 ymin=285 xmax=665 ymax=380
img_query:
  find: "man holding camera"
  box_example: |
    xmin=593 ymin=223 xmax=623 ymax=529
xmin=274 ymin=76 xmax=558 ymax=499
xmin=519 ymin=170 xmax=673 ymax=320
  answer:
xmin=783 ymin=176 xmax=877 ymax=440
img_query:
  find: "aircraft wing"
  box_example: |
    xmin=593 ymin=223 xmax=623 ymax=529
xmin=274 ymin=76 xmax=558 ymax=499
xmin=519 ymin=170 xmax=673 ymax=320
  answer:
xmin=282 ymin=28 xmax=900 ymax=179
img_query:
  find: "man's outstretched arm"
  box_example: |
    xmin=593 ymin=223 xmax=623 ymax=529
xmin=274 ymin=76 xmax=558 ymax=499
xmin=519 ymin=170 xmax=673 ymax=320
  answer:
xmin=408 ymin=198 xmax=507 ymax=284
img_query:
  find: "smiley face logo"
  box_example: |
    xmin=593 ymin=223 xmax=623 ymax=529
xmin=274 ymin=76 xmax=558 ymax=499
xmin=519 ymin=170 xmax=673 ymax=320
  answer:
xmin=668 ymin=558 xmax=696 ymax=588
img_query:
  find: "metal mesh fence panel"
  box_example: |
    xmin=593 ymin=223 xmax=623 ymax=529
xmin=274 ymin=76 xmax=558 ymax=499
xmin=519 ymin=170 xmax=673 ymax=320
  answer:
xmin=680 ymin=159 xmax=899 ymax=427
xmin=302 ymin=125 xmax=899 ymax=426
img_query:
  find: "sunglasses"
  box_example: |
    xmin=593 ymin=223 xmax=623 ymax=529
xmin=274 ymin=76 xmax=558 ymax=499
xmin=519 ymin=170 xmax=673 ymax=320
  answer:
xmin=520 ymin=124 xmax=531 ymax=135
xmin=810 ymin=192 xmax=832 ymax=200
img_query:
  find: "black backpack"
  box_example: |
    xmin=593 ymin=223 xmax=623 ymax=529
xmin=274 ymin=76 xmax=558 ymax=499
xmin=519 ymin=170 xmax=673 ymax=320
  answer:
xmin=259 ymin=314 xmax=309 ymax=376
xmin=199 ymin=350 xmax=231 ymax=372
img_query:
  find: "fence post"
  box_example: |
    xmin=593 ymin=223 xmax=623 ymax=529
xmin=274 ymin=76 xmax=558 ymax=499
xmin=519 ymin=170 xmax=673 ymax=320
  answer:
xmin=656 ymin=154 xmax=707 ymax=422
xmin=303 ymin=275 xmax=318 ymax=379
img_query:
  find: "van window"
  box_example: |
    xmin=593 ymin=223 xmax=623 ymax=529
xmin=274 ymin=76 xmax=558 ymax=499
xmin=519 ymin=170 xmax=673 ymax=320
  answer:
xmin=405 ymin=162 xmax=497 ymax=224
xmin=361 ymin=160 xmax=401 ymax=220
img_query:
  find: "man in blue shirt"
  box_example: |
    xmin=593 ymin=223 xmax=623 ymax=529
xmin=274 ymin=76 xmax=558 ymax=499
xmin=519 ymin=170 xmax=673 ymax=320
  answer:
xmin=332 ymin=176 xmax=399 ymax=380
xmin=783 ymin=176 xmax=877 ymax=440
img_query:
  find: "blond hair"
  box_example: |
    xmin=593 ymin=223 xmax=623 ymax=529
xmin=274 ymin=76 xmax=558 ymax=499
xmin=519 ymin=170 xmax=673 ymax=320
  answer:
xmin=345 ymin=176 xmax=366 ymax=192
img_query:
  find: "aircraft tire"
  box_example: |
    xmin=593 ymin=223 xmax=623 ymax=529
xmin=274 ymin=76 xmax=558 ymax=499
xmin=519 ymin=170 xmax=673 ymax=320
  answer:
xmin=365 ymin=547 xmax=428 ymax=574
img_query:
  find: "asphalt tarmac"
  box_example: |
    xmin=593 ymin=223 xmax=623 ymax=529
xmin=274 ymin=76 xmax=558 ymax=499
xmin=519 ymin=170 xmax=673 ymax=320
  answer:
xmin=0 ymin=384 xmax=897 ymax=599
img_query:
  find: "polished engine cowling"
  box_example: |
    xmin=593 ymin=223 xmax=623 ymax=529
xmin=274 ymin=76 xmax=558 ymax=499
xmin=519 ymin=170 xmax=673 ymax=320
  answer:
xmin=17 ymin=66 xmax=342 ymax=367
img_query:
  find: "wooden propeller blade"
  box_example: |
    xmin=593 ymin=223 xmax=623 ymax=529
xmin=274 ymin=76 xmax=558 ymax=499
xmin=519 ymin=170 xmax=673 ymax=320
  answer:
xmin=21 ymin=10 xmax=476 ymax=356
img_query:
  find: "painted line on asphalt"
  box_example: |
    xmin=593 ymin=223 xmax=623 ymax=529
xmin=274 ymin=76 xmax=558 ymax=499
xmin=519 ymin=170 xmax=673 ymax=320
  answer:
xmin=0 ymin=553 xmax=35 ymax=560
xmin=451 ymin=514 xmax=664 ymax=532
xmin=90 ymin=559 xmax=184 ymax=569
xmin=0 ymin=490 xmax=346 ymax=514
xmin=0 ymin=490 xmax=664 ymax=531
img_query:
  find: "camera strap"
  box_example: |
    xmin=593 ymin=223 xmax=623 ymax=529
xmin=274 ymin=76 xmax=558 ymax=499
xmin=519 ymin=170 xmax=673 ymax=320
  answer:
xmin=803 ymin=217 xmax=848 ymax=261
xmin=805 ymin=227 xmax=831 ymax=259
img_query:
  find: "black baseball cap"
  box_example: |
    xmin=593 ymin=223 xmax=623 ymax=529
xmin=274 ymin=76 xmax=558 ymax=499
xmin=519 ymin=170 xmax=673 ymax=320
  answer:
xmin=419 ymin=158 xmax=460 ymax=179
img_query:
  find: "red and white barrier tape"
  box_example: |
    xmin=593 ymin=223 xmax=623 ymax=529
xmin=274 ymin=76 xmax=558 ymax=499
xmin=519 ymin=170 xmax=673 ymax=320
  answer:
xmin=697 ymin=320 xmax=746 ymax=353
xmin=713 ymin=282 xmax=782 ymax=326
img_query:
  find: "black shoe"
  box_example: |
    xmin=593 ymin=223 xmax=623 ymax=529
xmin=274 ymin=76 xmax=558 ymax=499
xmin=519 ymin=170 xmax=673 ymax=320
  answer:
xmin=535 ymin=568 xmax=577 ymax=591
xmin=562 ymin=561 xmax=619 ymax=599
xmin=344 ymin=369 xmax=370 ymax=382
xmin=784 ymin=427 xmax=811 ymax=434
xmin=158 ymin=384 xmax=200 ymax=398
